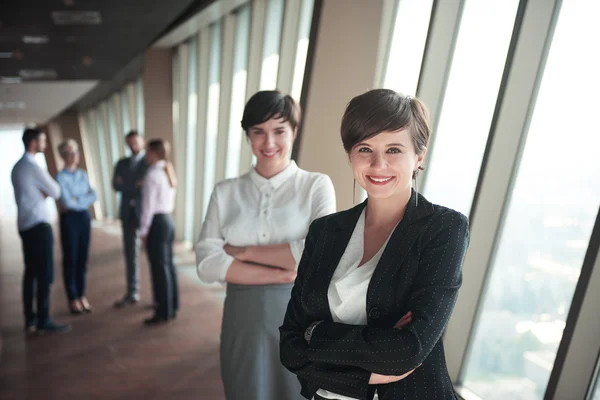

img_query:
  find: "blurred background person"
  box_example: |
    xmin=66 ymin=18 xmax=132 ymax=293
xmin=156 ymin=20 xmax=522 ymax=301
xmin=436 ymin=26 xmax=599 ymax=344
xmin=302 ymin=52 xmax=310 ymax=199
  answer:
xmin=139 ymin=139 xmax=178 ymax=324
xmin=112 ymin=130 xmax=148 ymax=307
xmin=196 ymin=91 xmax=336 ymax=400
xmin=56 ymin=138 xmax=96 ymax=315
xmin=11 ymin=128 xmax=71 ymax=334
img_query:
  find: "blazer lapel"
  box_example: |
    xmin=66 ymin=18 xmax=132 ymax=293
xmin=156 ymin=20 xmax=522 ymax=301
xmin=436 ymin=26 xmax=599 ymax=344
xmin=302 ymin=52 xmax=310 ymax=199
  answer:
xmin=367 ymin=190 xmax=435 ymax=309
xmin=311 ymin=202 xmax=366 ymax=320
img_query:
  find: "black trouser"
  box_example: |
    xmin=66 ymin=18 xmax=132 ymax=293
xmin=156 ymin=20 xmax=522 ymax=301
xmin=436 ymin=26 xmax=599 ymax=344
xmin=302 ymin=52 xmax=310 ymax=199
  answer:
xmin=59 ymin=210 xmax=91 ymax=301
xmin=19 ymin=222 xmax=54 ymax=327
xmin=146 ymin=214 xmax=179 ymax=319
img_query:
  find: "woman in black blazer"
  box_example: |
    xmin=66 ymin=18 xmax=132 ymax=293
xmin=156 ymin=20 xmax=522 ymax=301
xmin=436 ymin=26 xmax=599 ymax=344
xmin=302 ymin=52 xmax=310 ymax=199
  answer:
xmin=280 ymin=89 xmax=470 ymax=400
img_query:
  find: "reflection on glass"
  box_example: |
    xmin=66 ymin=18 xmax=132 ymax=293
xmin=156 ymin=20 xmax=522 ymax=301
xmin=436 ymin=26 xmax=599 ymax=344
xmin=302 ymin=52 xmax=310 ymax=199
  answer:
xmin=462 ymin=1 xmax=600 ymax=398
xmin=383 ymin=0 xmax=433 ymax=96
xmin=423 ymin=0 xmax=519 ymax=216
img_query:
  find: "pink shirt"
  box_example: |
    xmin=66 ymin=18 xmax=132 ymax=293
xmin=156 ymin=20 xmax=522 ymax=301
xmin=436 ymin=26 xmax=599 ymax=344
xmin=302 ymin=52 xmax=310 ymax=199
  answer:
xmin=139 ymin=160 xmax=175 ymax=237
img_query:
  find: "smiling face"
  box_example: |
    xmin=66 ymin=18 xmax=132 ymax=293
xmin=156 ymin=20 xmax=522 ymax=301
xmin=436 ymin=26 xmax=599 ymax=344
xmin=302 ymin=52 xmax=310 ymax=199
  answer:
xmin=248 ymin=117 xmax=297 ymax=176
xmin=350 ymin=129 xmax=426 ymax=200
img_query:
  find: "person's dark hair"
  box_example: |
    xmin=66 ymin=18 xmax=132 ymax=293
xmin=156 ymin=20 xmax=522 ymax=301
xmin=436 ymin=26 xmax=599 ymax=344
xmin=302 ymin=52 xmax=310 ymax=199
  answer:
xmin=241 ymin=90 xmax=301 ymax=134
xmin=125 ymin=130 xmax=140 ymax=140
xmin=147 ymin=139 xmax=177 ymax=188
xmin=341 ymin=89 xmax=430 ymax=178
xmin=22 ymin=128 xmax=43 ymax=149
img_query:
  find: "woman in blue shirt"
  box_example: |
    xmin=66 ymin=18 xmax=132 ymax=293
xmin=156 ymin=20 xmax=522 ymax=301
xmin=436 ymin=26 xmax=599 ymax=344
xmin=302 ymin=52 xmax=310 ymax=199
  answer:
xmin=56 ymin=139 xmax=97 ymax=315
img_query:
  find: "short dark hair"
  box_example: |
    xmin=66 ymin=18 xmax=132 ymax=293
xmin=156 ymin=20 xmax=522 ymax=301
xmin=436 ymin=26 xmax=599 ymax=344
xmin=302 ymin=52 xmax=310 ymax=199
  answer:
xmin=125 ymin=130 xmax=140 ymax=139
xmin=22 ymin=128 xmax=42 ymax=149
xmin=340 ymin=89 xmax=430 ymax=177
xmin=241 ymin=90 xmax=301 ymax=134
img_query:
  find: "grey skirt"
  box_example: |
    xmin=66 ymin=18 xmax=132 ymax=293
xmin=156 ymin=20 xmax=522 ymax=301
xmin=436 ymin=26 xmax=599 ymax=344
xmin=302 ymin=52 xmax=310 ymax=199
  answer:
xmin=220 ymin=282 xmax=304 ymax=400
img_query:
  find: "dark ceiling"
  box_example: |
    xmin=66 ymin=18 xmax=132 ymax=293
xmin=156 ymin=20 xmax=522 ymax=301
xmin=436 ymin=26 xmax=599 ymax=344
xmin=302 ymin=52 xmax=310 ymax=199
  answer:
xmin=0 ymin=0 xmax=210 ymax=82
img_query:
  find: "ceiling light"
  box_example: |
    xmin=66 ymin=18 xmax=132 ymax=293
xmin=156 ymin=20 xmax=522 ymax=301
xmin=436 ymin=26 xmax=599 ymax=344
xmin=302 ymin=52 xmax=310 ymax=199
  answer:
xmin=0 ymin=52 xmax=13 ymax=58
xmin=51 ymin=11 xmax=102 ymax=25
xmin=19 ymin=69 xmax=58 ymax=79
xmin=0 ymin=101 xmax=26 ymax=110
xmin=0 ymin=76 xmax=22 ymax=84
xmin=23 ymin=35 xmax=49 ymax=44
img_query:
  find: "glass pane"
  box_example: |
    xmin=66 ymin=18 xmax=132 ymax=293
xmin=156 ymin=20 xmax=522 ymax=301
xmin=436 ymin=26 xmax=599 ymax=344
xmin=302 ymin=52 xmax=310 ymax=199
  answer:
xmin=121 ymin=90 xmax=131 ymax=135
xmin=225 ymin=5 xmax=250 ymax=179
xmin=202 ymin=22 xmax=222 ymax=219
xmin=136 ymin=76 xmax=145 ymax=134
xmin=184 ymin=38 xmax=198 ymax=242
xmin=94 ymin=109 xmax=114 ymax=217
xmin=591 ymin=373 xmax=600 ymax=400
xmin=383 ymin=0 xmax=433 ymax=96
xmin=290 ymin=0 xmax=315 ymax=101
xmin=259 ymin=0 xmax=284 ymax=89
xmin=107 ymin=102 xmax=121 ymax=164
xmin=462 ymin=1 xmax=600 ymax=398
xmin=0 ymin=126 xmax=25 ymax=218
xmin=422 ymin=0 xmax=519 ymax=216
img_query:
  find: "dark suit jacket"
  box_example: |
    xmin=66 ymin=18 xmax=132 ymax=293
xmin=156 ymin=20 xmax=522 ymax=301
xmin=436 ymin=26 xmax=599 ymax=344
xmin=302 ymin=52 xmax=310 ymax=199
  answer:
xmin=112 ymin=155 xmax=148 ymax=221
xmin=280 ymin=190 xmax=469 ymax=400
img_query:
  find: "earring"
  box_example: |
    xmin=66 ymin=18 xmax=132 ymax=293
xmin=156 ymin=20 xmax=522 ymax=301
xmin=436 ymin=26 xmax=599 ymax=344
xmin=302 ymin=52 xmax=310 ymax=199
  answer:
xmin=413 ymin=173 xmax=419 ymax=207
xmin=353 ymin=179 xmax=356 ymax=205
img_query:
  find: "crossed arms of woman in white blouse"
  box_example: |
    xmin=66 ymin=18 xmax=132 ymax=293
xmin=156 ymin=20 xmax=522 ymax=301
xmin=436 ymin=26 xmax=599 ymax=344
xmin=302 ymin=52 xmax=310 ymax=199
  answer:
xmin=222 ymin=243 xmax=298 ymax=284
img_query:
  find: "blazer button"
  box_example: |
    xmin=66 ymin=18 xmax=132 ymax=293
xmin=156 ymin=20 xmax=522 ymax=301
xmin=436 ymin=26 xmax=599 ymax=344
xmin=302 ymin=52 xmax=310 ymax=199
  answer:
xmin=368 ymin=307 xmax=380 ymax=319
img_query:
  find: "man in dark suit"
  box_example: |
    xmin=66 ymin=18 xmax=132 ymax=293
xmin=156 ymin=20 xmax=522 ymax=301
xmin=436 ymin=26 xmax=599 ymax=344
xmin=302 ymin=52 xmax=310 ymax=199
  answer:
xmin=112 ymin=130 xmax=148 ymax=307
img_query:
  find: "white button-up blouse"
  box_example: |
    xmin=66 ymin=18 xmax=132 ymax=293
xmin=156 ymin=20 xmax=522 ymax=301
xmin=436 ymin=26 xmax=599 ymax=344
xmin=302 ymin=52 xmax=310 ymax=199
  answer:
xmin=195 ymin=161 xmax=336 ymax=284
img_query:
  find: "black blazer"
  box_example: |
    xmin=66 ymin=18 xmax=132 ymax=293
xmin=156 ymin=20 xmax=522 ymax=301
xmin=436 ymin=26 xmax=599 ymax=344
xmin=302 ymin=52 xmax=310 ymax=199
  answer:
xmin=112 ymin=156 xmax=148 ymax=221
xmin=280 ymin=190 xmax=469 ymax=400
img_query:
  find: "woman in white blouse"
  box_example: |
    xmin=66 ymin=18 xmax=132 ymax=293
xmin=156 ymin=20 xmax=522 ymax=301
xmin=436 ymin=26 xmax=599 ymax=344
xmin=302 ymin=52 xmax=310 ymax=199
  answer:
xmin=140 ymin=139 xmax=179 ymax=325
xmin=196 ymin=91 xmax=336 ymax=400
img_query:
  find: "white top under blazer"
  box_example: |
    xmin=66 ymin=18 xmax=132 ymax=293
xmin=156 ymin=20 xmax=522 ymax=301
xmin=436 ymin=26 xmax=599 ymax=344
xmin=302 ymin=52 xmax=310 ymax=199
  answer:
xmin=317 ymin=209 xmax=394 ymax=400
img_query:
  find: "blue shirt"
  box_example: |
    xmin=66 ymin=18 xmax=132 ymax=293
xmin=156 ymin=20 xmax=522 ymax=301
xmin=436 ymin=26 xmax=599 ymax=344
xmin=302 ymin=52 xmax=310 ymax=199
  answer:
xmin=11 ymin=153 xmax=61 ymax=231
xmin=56 ymin=168 xmax=97 ymax=212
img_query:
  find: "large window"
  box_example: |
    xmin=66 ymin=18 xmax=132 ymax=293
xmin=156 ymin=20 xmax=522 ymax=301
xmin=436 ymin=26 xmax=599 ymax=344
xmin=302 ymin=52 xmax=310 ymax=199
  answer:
xmin=225 ymin=5 xmax=251 ymax=179
xmin=184 ymin=38 xmax=199 ymax=242
xmin=202 ymin=22 xmax=222 ymax=219
xmin=383 ymin=0 xmax=433 ymax=96
xmin=290 ymin=0 xmax=315 ymax=100
xmin=422 ymin=0 xmax=519 ymax=216
xmin=259 ymin=0 xmax=284 ymax=89
xmin=462 ymin=0 xmax=600 ymax=398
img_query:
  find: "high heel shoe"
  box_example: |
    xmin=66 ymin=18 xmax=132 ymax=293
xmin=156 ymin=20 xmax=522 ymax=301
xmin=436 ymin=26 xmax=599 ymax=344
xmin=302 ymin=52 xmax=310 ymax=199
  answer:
xmin=69 ymin=301 xmax=84 ymax=315
xmin=80 ymin=297 xmax=94 ymax=313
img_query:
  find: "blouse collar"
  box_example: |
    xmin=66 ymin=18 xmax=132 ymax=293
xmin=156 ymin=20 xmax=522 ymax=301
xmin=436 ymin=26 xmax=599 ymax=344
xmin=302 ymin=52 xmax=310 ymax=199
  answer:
xmin=249 ymin=160 xmax=298 ymax=190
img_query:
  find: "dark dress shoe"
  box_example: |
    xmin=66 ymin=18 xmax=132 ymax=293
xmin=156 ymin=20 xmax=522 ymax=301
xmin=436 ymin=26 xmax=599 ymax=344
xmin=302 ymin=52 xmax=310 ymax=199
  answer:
xmin=143 ymin=315 xmax=169 ymax=325
xmin=25 ymin=317 xmax=38 ymax=333
xmin=37 ymin=321 xmax=72 ymax=335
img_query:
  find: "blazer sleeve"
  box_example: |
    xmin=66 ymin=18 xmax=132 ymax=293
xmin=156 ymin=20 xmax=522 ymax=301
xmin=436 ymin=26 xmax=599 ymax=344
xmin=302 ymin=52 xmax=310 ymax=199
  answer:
xmin=306 ymin=211 xmax=470 ymax=376
xmin=280 ymin=220 xmax=372 ymax=399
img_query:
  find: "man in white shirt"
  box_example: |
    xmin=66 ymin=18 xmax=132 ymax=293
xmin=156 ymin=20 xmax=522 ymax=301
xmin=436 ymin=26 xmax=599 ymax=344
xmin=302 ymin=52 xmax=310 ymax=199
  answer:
xmin=11 ymin=128 xmax=72 ymax=334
